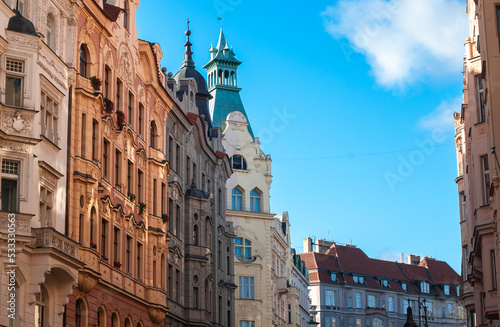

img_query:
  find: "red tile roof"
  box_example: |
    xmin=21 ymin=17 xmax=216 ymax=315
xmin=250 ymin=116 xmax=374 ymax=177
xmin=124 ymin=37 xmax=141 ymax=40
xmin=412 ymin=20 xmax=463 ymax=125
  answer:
xmin=186 ymin=112 xmax=199 ymax=125
xmin=102 ymin=3 xmax=123 ymax=22
xmin=215 ymin=151 xmax=227 ymax=159
xmin=419 ymin=257 xmax=461 ymax=285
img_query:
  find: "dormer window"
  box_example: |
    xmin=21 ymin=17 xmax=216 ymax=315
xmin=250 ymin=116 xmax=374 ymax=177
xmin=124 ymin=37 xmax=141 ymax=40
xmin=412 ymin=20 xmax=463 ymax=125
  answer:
xmin=420 ymin=281 xmax=430 ymax=293
xmin=231 ymin=155 xmax=247 ymax=170
xmin=353 ymin=276 xmax=358 ymax=283
xmin=353 ymin=276 xmax=363 ymax=284
xmin=331 ymin=273 xmax=336 ymax=282
xmin=380 ymin=279 xmax=388 ymax=287
xmin=402 ymin=282 xmax=407 ymax=291
xmin=444 ymin=285 xmax=450 ymax=295
xmin=359 ymin=276 xmax=364 ymax=284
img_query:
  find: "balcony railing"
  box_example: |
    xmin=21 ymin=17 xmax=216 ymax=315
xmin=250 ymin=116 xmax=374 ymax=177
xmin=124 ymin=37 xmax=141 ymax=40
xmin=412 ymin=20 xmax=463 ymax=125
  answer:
xmin=31 ymin=227 xmax=80 ymax=260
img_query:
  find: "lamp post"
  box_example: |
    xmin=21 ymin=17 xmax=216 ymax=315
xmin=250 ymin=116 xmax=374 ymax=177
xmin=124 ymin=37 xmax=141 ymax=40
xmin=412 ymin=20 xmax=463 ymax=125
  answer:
xmin=416 ymin=297 xmax=429 ymax=327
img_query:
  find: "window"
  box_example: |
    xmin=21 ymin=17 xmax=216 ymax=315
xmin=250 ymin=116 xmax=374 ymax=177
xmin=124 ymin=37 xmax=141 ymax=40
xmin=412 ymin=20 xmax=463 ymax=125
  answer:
xmin=460 ymin=192 xmax=467 ymax=222
xmin=137 ymin=169 xmax=143 ymax=203
xmin=359 ymin=276 xmax=364 ymax=284
xmin=239 ymin=321 xmax=255 ymax=327
xmin=81 ymin=114 xmax=86 ymax=157
xmin=39 ymin=186 xmax=53 ymax=227
xmin=128 ymin=91 xmax=134 ymax=128
xmin=368 ymin=295 xmax=376 ymax=308
xmin=380 ymin=279 xmax=388 ymax=287
xmin=46 ymin=14 xmax=55 ymax=50
xmin=193 ymin=225 xmax=199 ymax=245
xmin=239 ymin=277 xmax=254 ymax=299
xmin=235 ymin=237 xmax=251 ymax=259
xmin=150 ymin=121 xmax=157 ymax=148
xmin=40 ymin=91 xmax=59 ymax=144
xmin=444 ymin=284 xmax=450 ymax=295
xmin=325 ymin=290 xmax=336 ymax=306
xmin=34 ymin=286 xmax=48 ymax=327
xmin=113 ymin=227 xmax=120 ymax=263
xmin=97 ymin=306 xmax=106 ymax=326
xmin=355 ymin=292 xmax=362 ymax=308
xmin=79 ymin=44 xmax=89 ymax=77
xmin=477 ymin=75 xmax=485 ymax=123
xmin=373 ymin=318 xmax=383 ymax=327
xmin=193 ymin=286 xmax=199 ymax=308
xmin=492 ymin=250 xmax=497 ymax=289
xmin=250 ymin=189 xmax=261 ymax=212
xmin=116 ymin=79 xmax=122 ymax=111
xmin=137 ymin=242 xmax=143 ymax=280
xmin=353 ymin=276 xmax=358 ymax=283
xmin=168 ymin=264 xmax=173 ymax=298
xmin=232 ymin=187 xmax=242 ymax=210
xmin=175 ymin=204 xmax=180 ymax=235
xmin=348 ymin=297 xmax=352 ymax=308
xmin=175 ymin=144 xmax=181 ymax=172
xmin=124 ymin=0 xmax=129 ymax=30
xmin=231 ymin=155 xmax=247 ymax=170
xmin=421 ymin=281 xmax=430 ymax=293
xmin=103 ymin=139 xmax=111 ymax=180
xmin=402 ymin=282 xmax=407 ymax=291
xmin=111 ymin=312 xmax=119 ymax=327
xmin=138 ymin=103 xmax=144 ymax=136
xmin=427 ymin=302 xmax=433 ymax=317
xmin=104 ymin=65 xmax=111 ymax=98
xmin=101 ymin=219 xmax=108 ymax=257
xmin=325 ymin=316 xmax=336 ymax=327
xmin=5 ymin=59 xmax=24 ymax=107
xmin=126 ymin=235 xmax=132 ymax=273
xmin=115 ymin=150 xmax=122 ymax=189
xmin=152 ymin=179 xmax=157 ymax=215
xmin=481 ymin=155 xmax=490 ymax=205
xmin=331 ymin=273 xmax=336 ymax=282
xmin=356 ymin=319 xmax=362 ymax=327
xmin=92 ymin=119 xmax=99 ymax=160
xmin=1 ymin=160 xmax=20 ymax=212
xmin=176 ymin=269 xmax=181 ymax=301
xmin=388 ymin=296 xmax=394 ymax=312
xmin=127 ymin=161 xmax=133 ymax=196
xmin=448 ymin=303 xmax=453 ymax=318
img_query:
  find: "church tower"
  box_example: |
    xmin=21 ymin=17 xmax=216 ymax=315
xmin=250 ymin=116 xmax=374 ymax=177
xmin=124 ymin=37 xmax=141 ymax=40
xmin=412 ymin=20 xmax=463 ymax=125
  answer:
xmin=203 ymin=28 xmax=254 ymax=137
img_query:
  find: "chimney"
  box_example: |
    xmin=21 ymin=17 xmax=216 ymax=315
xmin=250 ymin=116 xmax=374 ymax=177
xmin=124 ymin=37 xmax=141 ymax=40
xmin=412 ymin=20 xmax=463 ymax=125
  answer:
xmin=408 ymin=254 xmax=421 ymax=265
xmin=303 ymin=237 xmax=313 ymax=253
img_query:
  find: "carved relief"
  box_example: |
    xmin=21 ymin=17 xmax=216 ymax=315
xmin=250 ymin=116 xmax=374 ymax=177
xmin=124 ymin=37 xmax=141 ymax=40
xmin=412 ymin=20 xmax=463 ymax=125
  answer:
xmin=0 ymin=141 xmax=33 ymax=153
xmin=3 ymin=111 xmax=32 ymax=136
xmin=119 ymin=49 xmax=133 ymax=87
xmin=6 ymin=35 xmax=37 ymax=49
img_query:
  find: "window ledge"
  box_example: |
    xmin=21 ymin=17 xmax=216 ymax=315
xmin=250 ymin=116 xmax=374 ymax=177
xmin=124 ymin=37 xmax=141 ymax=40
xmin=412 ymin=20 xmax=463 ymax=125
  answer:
xmin=40 ymin=134 xmax=61 ymax=150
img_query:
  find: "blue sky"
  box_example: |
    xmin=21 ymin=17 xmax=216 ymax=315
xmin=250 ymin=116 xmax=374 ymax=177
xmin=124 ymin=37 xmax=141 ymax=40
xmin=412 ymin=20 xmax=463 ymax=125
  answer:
xmin=137 ymin=0 xmax=467 ymax=272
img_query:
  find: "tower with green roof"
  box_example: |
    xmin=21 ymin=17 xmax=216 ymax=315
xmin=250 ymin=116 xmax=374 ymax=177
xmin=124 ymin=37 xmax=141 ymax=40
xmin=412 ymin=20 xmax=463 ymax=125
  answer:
xmin=203 ymin=28 xmax=254 ymax=138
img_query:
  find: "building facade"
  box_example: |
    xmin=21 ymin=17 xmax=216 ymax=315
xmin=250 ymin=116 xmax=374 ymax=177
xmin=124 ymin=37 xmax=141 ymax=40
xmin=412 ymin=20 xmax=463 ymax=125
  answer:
xmin=0 ymin=1 xmax=83 ymax=326
xmin=454 ymin=1 xmax=500 ymax=326
xmin=302 ymin=238 xmax=465 ymax=327
xmin=291 ymin=249 xmax=311 ymax=327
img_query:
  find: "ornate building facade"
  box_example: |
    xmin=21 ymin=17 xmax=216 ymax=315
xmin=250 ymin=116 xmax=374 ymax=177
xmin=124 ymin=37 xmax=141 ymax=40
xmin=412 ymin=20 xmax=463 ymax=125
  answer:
xmin=0 ymin=1 xmax=82 ymax=326
xmin=454 ymin=0 xmax=500 ymax=326
xmin=302 ymin=238 xmax=465 ymax=327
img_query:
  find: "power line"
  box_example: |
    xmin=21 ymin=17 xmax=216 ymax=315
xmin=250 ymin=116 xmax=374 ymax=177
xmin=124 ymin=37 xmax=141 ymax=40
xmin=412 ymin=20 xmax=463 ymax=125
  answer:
xmin=273 ymin=143 xmax=455 ymax=161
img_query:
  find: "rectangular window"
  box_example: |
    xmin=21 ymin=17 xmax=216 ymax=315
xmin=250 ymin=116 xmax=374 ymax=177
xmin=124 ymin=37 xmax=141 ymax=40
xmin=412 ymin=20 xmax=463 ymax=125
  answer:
xmin=1 ymin=160 xmax=20 ymax=212
xmin=5 ymin=59 xmax=24 ymax=107
xmin=168 ymin=264 xmax=172 ymax=298
xmin=39 ymin=186 xmax=53 ymax=227
xmin=127 ymin=160 xmax=133 ymax=197
xmin=348 ymin=297 xmax=353 ymax=308
xmin=186 ymin=156 xmax=191 ymax=184
xmin=477 ymin=75 xmax=485 ymax=123
xmin=481 ymin=155 xmax=490 ymax=205
xmin=175 ymin=144 xmax=180 ymax=172
xmin=368 ymin=295 xmax=376 ymax=308
xmin=176 ymin=269 xmax=180 ymax=301
xmin=356 ymin=319 xmax=362 ymax=327
xmin=137 ymin=169 xmax=144 ymax=203
xmin=239 ymin=321 xmax=255 ymax=327
xmin=115 ymin=150 xmax=122 ymax=190
xmin=492 ymin=250 xmax=497 ymax=289
xmin=168 ymin=136 xmax=173 ymax=163
xmin=355 ymin=292 xmax=362 ymax=308
xmin=168 ymin=198 xmax=173 ymax=233
xmin=92 ymin=119 xmax=99 ymax=161
xmin=153 ymin=179 xmax=157 ymax=216
xmin=161 ymin=182 xmax=166 ymax=216
xmin=448 ymin=303 xmax=453 ymax=318
xmin=325 ymin=290 xmax=336 ymax=306
xmin=81 ymin=113 xmax=86 ymax=157
xmin=239 ymin=276 xmax=254 ymax=299
xmin=101 ymin=219 xmax=108 ymax=257
xmin=104 ymin=65 xmax=111 ymax=98
xmin=176 ymin=204 xmax=181 ymax=235
xmin=126 ymin=235 xmax=132 ymax=273
xmin=103 ymin=139 xmax=110 ymax=180
xmin=138 ymin=103 xmax=144 ymax=136
xmin=137 ymin=242 xmax=143 ymax=279
xmin=444 ymin=284 xmax=450 ymax=295
xmin=116 ymin=79 xmax=122 ymax=112
xmin=427 ymin=302 xmax=433 ymax=317
xmin=128 ymin=91 xmax=134 ymax=128
xmin=113 ymin=227 xmax=120 ymax=263
xmin=463 ymin=245 xmax=469 ymax=281
xmin=193 ymin=287 xmax=199 ymax=308
xmin=421 ymin=281 xmax=430 ymax=293
xmin=388 ymin=296 xmax=394 ymax=312
xmin=41 ymin=91 xmax=59 ymax=144
xmin=460 ymin=192 xmax=467 ymax=222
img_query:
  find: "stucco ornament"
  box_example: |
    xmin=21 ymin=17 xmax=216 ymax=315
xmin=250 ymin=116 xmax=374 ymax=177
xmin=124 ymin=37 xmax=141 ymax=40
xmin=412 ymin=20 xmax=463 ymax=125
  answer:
xmin=4 ymin=111 xmax=32 ymax=135
xmin=119 ymin=50 xmax=133 ymax=87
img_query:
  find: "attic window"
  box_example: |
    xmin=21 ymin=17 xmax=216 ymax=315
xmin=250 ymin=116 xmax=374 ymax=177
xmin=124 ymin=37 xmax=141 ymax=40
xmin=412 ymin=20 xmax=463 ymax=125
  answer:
xmin=402 ymin=282 xmax=407 ymax=291
xmin=331 ymin=273 xmax=336 ymax=282
xmin=444 ymin=285 xmax=450 ymax=295
xmin=380 ymin=279 xmax=388 ymax=287
xmin=231 ymin=155 xmax=247 ymax=170
xmin=420 ymin=281 xmax=430 ymax=293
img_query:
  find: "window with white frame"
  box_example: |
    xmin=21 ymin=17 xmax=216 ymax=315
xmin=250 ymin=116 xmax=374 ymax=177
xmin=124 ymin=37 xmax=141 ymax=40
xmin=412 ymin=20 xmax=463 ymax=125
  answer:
xmin=355 ymin=292 xmax=362 ymax=308
xmin=388 ymin=296 xmax=394 ymax=312
xmin=331 ymin=273 xmax=336 ymax=282
xmin=1 ymin=160 xmax=20 ymax=212
xmin=46 ymin=13 xmax=56 ymax=51
xmin=420 ymin=281 xmax=430 ymax=293
xmin=353 ymin=276 xmax=358 ymax=283
xmin=41 ymin=91 xmax=59 ymax=145
xmin=231 ymin=155 xmax=247 ymax=170
xmin=5 ymin=58 xmax=24 ymax=107
xmin=325 ymin=290 xmax=336 ymax=306
xmin=477 ymin=75 xmax=485 ymax=123
xmin=448 ymin=303 xmax=453 ymax=318
xmin=444 ymin=284 xmax=450 ymax=295
xmin=235 ymin=237 xmax=251 ymax=259
xmin=232 ymin=187 xmax=242 ymax=210
xmin=39 ymin=186 xmax=53 ymax=227
xmin=368 ymin=295 xmax=376 ymax=308
xmin=427 ymin=302 xmax=433 ymax=317
xmin=250 ymin=189 xmax=261 ymax=212
xmin=481 ymin=155 xmax=490 ymax=205
xmin=402 ymin=282 xmax=407 ymax=291
xmin=239 ymin=276 xmax=254 ymax=299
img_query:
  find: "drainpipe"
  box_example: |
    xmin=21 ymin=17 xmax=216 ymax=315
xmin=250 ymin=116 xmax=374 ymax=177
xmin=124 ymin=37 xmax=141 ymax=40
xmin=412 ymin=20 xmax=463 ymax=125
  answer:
xmin=65 ymin=85 xmax=73 ymax=236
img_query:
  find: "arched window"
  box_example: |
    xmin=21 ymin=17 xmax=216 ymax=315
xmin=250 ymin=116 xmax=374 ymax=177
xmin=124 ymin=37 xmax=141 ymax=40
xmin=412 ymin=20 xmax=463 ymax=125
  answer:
xmin=75 ymin=299 xmax=87 ymax=327
xmin=46 ymin=13 xmax=55 ymax=51
xmin=224 ymin=70 xmax=229 ymax=85
xmin=35 ymin=285 xmax=49 ymax=327
xmin=111 ymin=312 xmax=119 ymax=327
xmin=79 ymin=44 xmax=89 ymax=77
xmin=231 ymin=188 xmax=242 ymax=211
xmin=150 ymin=121 xmax=157 ymax=149
xmin=231 ymin=155 xmax=247 ymax=170
xmin=193 ymin=225 xmax=199 ymax=245
xmin=235 ymin=237 xmax=252 ymax=259
xmin=97 ymin=306 xmax=106 ymax=327
xmin=125 ymin=317 xmax=132 ymax=327
xmin=123 ymin=0 xmax=129 ymax=30
xmin=250 ymin=189 xmax=261 ymax=212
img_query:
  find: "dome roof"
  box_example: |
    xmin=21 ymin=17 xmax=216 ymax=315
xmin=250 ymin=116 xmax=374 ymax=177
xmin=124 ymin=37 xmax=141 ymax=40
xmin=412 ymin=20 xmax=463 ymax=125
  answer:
xmin=173 ymin=67 xmax=210 ymax=97
xmin=7 ymin=10 xmax=37 ymax=36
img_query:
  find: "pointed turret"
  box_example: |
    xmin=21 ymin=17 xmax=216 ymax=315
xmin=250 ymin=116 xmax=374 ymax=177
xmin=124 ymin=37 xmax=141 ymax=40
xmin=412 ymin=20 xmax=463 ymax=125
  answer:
xmin=204 ymin=28 xmax=253 ymax=137
xmin=181 ymin=19 xmax=195 ymax=69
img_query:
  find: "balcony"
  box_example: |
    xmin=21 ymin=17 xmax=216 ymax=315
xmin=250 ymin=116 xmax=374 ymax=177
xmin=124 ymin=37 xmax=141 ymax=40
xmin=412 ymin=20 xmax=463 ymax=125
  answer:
xmin=31 ymin=227 xmax=80 ymax=260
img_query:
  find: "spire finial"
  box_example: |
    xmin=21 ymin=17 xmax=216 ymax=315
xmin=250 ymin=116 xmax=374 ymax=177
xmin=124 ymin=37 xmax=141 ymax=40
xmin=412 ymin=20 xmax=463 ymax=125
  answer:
xmin=181 ymin=18 xmax=195 ymax=69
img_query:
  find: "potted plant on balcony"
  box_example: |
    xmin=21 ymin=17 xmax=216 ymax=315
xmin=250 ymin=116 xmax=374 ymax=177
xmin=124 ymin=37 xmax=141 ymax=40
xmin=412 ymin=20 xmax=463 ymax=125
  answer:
xmin=90 ymin=240 xmax=97 ymax=250
xmin=103 ymin=98 xmax=114 ymax=114
xmin=89 ymin=76 xmax=102 ymax=91
xmin=138 ymin=202 xmax=147 ymax=215
xmin=161 ymin=214 xmax=169 ymax=223
xmin=113 ymin=261 xmax=122 ymax=268
xmin=128 ymin=193 xmax=136 ymax=202
xmin=101 ymin=254 xmax=108 ymax=262
xmin=116 ymin=110 xmax=126 ymax=128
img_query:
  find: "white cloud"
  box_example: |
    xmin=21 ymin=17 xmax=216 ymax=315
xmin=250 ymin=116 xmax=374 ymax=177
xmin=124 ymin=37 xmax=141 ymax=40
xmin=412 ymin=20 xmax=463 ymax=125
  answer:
xmin=377 ymin=251 xmax=404 ymax=262
xmin=419 ymin=97 xmax=462 ymax=131
xmin=322 ymin=0 xmax=468 ymax=88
